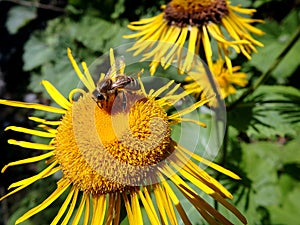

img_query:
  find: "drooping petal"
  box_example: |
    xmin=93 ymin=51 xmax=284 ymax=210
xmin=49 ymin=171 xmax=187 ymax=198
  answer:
xmin=1 ymin=151 xmax=54 ymax=172
xmin=161 ymin=180 xmax=192 ymax=225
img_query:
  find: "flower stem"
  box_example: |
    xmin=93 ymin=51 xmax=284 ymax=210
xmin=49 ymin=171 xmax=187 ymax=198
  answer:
xmin=228 ymin=25 xmax=300 ymax=111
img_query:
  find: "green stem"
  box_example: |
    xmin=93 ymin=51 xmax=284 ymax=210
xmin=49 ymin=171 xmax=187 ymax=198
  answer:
xmin=228 ymin=25 xmax=300 ymax=111
xmin=214 ymin=125 xmax=228 ymax=210
xmin=221 ymin=125 xmax=228 ymax=166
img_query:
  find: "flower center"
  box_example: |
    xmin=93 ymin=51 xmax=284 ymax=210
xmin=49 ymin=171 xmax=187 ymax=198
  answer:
xmin=163 ymin=0 xmax=229 ymax=27
xmin=54 ymin=92 xmax=172 ymax=195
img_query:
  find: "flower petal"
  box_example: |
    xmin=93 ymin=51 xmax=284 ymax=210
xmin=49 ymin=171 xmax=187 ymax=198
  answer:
xmin=67 ymin=48 xmax=95 ymax=92
xmin=91 ymin=195 xmax=106 ymax=225
xmin=8 ymin=139 xmax=55 ymax=150
xmin=41 ymin=80 xmax=72 ymax=110
xmin=71 ymin=193 xmax=88 ymax=225
xmin=1 ymin=152 xmax=54 ymax=172
xmin=5 ymin=126 xmax=56 ymax=138
xmin=28 ymin=116 xmax=61 ymax=126
xmin=0 ymin=99 xmax=66 ymax=114
xmin=50 ymin=186 xmax=76 ymax=225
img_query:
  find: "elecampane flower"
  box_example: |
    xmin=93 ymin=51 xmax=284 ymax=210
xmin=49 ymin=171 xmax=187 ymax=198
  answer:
xmin=0 ymin=48 xmax=247 ymax=225
xmin=185 ymin=58 xmax=248 ymax=99
xmin=123 ymin=0 xmax=264 ymax=74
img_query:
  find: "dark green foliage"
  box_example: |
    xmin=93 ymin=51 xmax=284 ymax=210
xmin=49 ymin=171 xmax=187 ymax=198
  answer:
xmin=1 ymin=0 xmax=300 ymax=225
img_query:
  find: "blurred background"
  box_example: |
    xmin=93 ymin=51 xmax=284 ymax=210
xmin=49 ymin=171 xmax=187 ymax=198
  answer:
xmin=0 ymin=0 xmax=300 ymax=224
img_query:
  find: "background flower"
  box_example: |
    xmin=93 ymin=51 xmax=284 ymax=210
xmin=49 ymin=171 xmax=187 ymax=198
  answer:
xmin=185 ymin=58 xmax=248 ymax=99
xmin=123 ymin=0 xmax=264 ymax=74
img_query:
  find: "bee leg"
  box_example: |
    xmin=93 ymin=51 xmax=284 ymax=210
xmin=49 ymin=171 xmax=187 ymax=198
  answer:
xmin=97 ymin=102 xmax=102 ymax=108
xmin=121 ymin=90 xmax=127 ymax=111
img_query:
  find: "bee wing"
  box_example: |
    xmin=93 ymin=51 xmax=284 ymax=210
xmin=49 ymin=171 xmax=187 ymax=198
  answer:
xmin=105 ymin=56 xmax=126 ymax=80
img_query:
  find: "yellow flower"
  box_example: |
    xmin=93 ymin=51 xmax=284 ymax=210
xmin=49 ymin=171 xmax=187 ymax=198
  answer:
xmin=185 ymin=58 xmax=248 ymax=99
xmin=0 ymin=48 xmax=247 ymax=225
xmin=123 ymin=0 xmax=264 ymax=75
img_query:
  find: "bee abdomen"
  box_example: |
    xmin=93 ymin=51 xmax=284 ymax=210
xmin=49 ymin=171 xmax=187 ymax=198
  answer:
xmin=125 ymin=77 xmax=140 ymax=90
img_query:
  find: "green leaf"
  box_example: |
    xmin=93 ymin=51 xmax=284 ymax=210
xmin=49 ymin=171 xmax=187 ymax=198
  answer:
xmin=228 ymin=85 xmax=300 ymax=138
xmin=23 ymin=35 xmax=56 ymax=71
xmin=268 ymin=187 xmax=300 ymax=224
xmin=111 ymin=0 xmax=126 ymax=19
xmin=6 ymin=6 xmax=37 ymax=35
xmin=224 ymin=136 xmax=300 ymax=224
xmin=252 ymin=0 xmax=275 ymax=8
xmin=8 ymin=208 xmax=36 ymax=225
xmin=73 ymin=15 xmax=129 ymax=52
xmin=28 ymin=59 xmax=79 ymax=98
xmin=249 ymin=9 xmax=300 ymax=83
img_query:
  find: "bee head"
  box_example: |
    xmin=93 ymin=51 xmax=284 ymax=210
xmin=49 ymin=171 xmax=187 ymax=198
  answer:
xmin=92 ymin=89 xmax=106 ymax=102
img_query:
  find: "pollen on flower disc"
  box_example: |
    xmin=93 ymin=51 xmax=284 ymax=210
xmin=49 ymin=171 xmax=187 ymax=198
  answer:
xmin=164 ymin=0 xmax=229 ymax=27
xmin=54 ymin=92 xmax=173 ymax=195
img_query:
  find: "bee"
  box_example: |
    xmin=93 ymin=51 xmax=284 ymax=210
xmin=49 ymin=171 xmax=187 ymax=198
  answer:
xmin=92 ymin=57 xmax=141 ymax=110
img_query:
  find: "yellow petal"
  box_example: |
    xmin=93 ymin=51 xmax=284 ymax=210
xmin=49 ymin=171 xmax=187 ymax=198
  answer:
xmin=202 ymin=26 xmax=213 ymax=70
xmin=0 ymin=162 xmax=58 ymax=201
xmin=229 ymin=5 xmax=256 ymax=15
xmin=152 ymin=80 xmax=174 ymax=98
xmin=163 ymin=27 xmax=188 ymax=67
xmin=129 ymin=14 xmax=161 ymax=25
xmin=164 ymin=168 xmax=232 ymax=225
xmin=1 ymin=151 xmax=53 ymax=172
xmin=0 ymin=99 xmax=66 ymax=114
xmin=67 ymin=48 xmax=95 ymax=92
xmin=113 ymin=193 xmax=121 ymax=225
xmin=50 ymin=186 xmax=76 ymax=225
xmin=37 ymin=124 xmax=58 ymax=134
xmin=83 ymin=193 xmax=91 ymax=225
xmin=8 ymin=162 xmax=58 ymax=189
xmin=171 ymin=117 xmax=207 ymax=127
xmin=8 ymin=139 xmax=55 ymax=150
xmin=152 ymin=188 xmax=169 ymax=225
xmin=41 ymin=80 xmax=72 ymax=110
xmin=71 ymin=193 xmax=88 ymax=225
xmin=182 ymin=26 xmax=198 ymax=72
xmin=5 ymin=126 xmax=56 ymax=138
xmin=178 ymin=144 xmax=241 ymax=180
xmin=138 ymin=189 xmax=160 ymax=225
xmin=161 ymin=179 xmax=192 ymax=225
xmin=168 ymin=98 xmax=209 ymax=120
xmin=82 ymin=61 xmax=96 ymax=90
xmin=28 ymin=116 xmax=61 ymax=126
xmin=153 ymin=183 xmax=178 ymax=225
xmin=105 ymin=194 xmax=116 ymax=225
xmin=131 ymin=192 xmax=143 ymax=225
xmin=122 ymin=193 xmax=134 ymax=224
xmin=61 ymin=188 xmax=79 ymax=225
xmin=91 ymin=195 xmax=106 ymax=225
